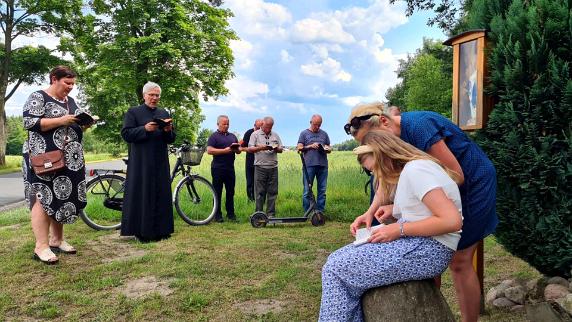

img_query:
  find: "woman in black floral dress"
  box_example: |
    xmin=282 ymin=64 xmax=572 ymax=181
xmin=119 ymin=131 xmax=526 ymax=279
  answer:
xmin=22 ymin=66 xmax=92 ymax=264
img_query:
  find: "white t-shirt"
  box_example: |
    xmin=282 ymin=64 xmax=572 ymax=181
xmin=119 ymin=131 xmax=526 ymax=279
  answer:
xmin=392 ymin=159 xmax=463 ymax=250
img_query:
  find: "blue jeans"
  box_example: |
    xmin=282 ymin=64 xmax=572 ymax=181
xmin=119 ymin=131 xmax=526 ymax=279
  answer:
xmin=303 ymin=165 xmax=328 ymax=212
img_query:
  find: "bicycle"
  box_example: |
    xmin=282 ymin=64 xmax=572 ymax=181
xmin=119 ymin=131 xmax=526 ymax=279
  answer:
xmin=80 ymin=142 xmax=218 ymax=230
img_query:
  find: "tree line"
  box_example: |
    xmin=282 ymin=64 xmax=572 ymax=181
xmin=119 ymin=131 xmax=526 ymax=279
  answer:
xmin=0 ymin=0 xmax=235 ymax=164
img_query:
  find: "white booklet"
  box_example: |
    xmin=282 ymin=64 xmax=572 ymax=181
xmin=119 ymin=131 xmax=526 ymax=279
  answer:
xmin=353 ymin=224 xmax=385 ymax=246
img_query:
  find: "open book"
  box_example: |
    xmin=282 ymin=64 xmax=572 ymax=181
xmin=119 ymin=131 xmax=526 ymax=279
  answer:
xmin=153 ymin=118 xmax=172 ymax=129
xmin=353 ymin=224 xmax=385 ymax=246
xmin=230 ymin=142 xmax=240 ymax=151
xmin=75 ymin=112 xmax=99 ymax=126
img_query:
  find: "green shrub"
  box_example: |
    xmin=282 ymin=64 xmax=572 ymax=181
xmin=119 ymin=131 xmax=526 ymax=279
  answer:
xmin=473 ymin=0 xmax=572 ymax=277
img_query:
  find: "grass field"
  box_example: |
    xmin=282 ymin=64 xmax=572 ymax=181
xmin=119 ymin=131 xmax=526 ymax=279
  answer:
xmin=0 ymin=151 xmax=539 ymax=321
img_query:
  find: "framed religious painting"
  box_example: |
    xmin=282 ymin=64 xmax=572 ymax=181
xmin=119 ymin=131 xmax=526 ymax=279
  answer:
xmin=444 ymin=30 xmax=493 ymax=131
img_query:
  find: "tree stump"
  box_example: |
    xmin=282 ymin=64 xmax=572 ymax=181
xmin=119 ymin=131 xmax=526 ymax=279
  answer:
xmin=362 ymin=279 xmax=455 ymax=322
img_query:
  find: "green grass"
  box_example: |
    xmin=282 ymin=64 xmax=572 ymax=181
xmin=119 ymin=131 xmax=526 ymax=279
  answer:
xmin=0 ymin=151 xmax=539 ymax=321
xmin=0 ymin=155 xmax=22 ymax=174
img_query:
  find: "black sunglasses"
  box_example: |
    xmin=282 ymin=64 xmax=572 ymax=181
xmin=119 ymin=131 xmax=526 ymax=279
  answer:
xmin=343 ymin=114 xmax=379 ymax=135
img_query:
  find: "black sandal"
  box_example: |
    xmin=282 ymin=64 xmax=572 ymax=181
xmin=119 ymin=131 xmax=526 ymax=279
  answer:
xmin=33 ymin=248 xmax=59 ymax=265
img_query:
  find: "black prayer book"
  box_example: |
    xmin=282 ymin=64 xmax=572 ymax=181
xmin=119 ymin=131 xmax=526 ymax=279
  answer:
xmin=153 ymin=118 xmax=172 ymax=129
xmin=75 ymin=112 xmax=97 ymax=126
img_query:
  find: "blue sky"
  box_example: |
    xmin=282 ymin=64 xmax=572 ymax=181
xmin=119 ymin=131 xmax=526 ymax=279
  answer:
xmin=6 ymin=0 xmax=446 ymax=145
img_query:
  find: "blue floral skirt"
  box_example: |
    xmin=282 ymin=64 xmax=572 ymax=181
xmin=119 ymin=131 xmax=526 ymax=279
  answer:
xmin=319 ymin=236 xmax=454 ymax=322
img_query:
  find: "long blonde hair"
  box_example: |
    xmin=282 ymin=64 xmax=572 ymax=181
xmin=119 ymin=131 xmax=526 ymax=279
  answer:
xmin=359 ymin=130 xmax=462 ymax=200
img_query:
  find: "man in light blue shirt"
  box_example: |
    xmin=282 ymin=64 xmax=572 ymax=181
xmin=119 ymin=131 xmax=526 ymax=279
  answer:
xmin=296 ymin=114 xmax=331 ymax=213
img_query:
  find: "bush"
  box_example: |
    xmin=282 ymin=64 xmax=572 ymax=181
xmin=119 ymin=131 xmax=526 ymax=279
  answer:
xmin=473 ymin=0 xmax=572 ymax=277
xmin=6 ymin=116 xmax=25 ymax=155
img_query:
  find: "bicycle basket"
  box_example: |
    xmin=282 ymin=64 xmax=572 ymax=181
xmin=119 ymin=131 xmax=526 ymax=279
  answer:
xmin=180 ymin=147 xmax=205 ymax=166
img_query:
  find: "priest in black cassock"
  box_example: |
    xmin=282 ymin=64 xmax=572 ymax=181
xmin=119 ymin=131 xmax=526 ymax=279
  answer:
xmin=120 ymin=81 xmax=176 ymax=242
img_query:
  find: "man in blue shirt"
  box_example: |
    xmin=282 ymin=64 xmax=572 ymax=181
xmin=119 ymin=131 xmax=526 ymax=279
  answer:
xmin=207 ymin=115 xmax=242 ymax=222
xmin=296 ymin=114 xmax=331 ymax=213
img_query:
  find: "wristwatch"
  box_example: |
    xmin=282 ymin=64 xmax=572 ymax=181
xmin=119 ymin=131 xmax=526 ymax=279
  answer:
xmin=399 ymin=222 xmax=406 ymax=237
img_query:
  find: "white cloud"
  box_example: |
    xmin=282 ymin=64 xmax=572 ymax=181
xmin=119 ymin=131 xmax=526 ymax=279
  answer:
xmin=204 ymin=76 xmax=269 ymax=112
xmin=225 ymin=0 xmax=292 ymax=39
xmin=341 ymin=96 xmax=367 ymax=107
xmin=311 ymin=86 xmax=338 ymax=99
xmin=12 ymin=33 xmax=60 ymax=49
xmin=300 ymin=57 xmax=352 ymax=82
xmin=230 ymin=39 xmax=254 ymax=69
xmin=280 ymin=49 xmax=292 ymax=63
xmin=328 ymin=1 xmax=408 ymax=39
xmin=290 ymin=18 xmax=354 ymax=44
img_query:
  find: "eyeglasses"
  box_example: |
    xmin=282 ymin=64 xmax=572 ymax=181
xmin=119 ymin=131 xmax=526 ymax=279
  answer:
xmin=343 ymin=114 xmax=379 ymax=135
xmin=146 ymin=93 xmax=161 ymax=98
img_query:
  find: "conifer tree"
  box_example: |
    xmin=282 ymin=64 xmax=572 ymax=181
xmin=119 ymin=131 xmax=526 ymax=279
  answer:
xmin=472 ymin=0 xmax=572 ymax=277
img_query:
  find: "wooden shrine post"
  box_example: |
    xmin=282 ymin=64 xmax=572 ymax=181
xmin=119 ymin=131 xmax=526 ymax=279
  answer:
xmin=444 ymin=30 xmax=494 ymax=313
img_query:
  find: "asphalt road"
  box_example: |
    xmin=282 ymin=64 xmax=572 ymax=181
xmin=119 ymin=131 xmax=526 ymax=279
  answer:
xmin=0 ymin=159 xmax=126 ymax=211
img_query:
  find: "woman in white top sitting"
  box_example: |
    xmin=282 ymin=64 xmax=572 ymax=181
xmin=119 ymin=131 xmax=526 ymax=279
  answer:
xmin=319 ymin=130 xmax=463 ymax=321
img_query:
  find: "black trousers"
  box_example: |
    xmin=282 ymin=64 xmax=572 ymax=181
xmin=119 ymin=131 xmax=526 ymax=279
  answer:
xmin=211 ymin=167 xmax=236 ymax=219
xmin=245 ymin=158 xmax=255 ymax=201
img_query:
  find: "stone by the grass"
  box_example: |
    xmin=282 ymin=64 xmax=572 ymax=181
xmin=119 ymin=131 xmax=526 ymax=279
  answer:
xmin=486 ymin=285 xmax=506 ymax=306
xmin=547 ymin=277 xmax=570 ymax=288
xmin=526 ymin=302 xmax=572 ymax=322
xmin=493 ymin=297 xmax=517 ymax=308
xmin=361 ymin=279 xmax=455 ymax=322
xmin=563 ymin=294 xmax=572 ymax=315
xmin=500 ymin=279 xmax=519 ymax=288
xmin=545 ymin=284 xmax=570 ymax=301
xmin=505 ymin=285 xmax=526 ymax=304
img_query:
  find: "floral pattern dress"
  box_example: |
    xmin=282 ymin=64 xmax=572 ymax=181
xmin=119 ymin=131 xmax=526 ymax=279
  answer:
xmin=22 ymin=90 xmax=88 ymax=224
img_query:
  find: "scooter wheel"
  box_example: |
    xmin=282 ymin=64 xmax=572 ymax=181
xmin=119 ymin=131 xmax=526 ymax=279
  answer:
xmin=311 ymin=211 xmax=325 ymax=226
xmin=250 ymin=211 xmax=268 ymax=228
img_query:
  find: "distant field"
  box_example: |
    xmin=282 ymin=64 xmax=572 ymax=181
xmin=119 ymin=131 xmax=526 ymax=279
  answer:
xmin=184 ymin=150 xmax=371 ymax=222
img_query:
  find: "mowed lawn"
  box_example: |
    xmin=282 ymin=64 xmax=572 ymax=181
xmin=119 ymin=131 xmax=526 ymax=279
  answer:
xmin=0 ymin=151 xmax=539 ymax=321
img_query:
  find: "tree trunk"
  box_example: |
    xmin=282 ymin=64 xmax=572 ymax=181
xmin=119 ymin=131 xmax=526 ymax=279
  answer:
xmin=0 ymin=1 xmax=14 ymax=167
xmin=0 ymin=109 xmax=6 ymax=166
xmin=362 ymin=279 xmax=456 ymax=322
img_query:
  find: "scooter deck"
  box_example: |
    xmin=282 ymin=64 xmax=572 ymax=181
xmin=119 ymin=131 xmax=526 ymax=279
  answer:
xmin=267 ymin=217 xmax=309 ymax=224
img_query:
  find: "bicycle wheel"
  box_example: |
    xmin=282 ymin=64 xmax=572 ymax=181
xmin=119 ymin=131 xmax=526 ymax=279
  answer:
xmin=174 ymin=175 xmax=217 ymax=225
xmin=80 ymin=174 xmax=125 ymax=230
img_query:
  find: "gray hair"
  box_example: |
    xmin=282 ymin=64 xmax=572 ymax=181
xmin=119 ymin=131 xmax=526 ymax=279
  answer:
xmin=217 ymin=115 xmax=229 ymax=124
xmin=311 ymin=114 xmax=322 ymax=122
xmin=263 ymin=116 xmax=274 ymax=125
xmin=142 ymin=81 xmax=161 ymax=95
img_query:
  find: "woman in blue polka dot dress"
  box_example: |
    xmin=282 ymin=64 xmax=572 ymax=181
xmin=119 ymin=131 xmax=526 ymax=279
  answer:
xmin=319 ymin=130 xmax=463 ymax=321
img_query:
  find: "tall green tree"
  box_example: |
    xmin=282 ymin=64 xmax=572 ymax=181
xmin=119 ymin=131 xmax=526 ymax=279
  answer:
xmin=385 ymin=38 xmax=452 ymax=117
xmin=404 ymin=53 xmax=452 ymax=117
xmin=472 ymin=0 xmax=572 ymax=278
xmin=61 ymin=0 xmax=236 ymax=147
xmin=0 ymin=0 xmax=81 ymax=165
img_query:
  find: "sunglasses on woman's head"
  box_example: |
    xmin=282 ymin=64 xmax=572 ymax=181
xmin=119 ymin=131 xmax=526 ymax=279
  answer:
xmin=343 ymin=114 xmax=379 ymax=135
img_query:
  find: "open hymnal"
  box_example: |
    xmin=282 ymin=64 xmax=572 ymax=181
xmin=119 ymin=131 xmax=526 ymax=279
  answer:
xmin=75 ymin=112 xmax=99 ymax=126
xmin=153 ymin=118 xmax=172 ymax=129
xmin=353 ymin=224 xmax=385 ymax=246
